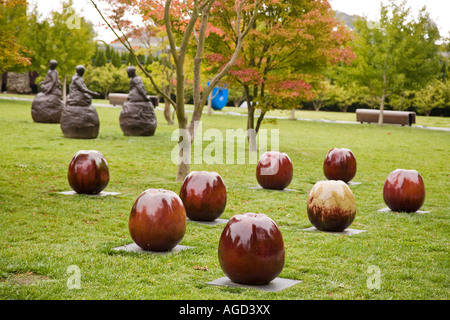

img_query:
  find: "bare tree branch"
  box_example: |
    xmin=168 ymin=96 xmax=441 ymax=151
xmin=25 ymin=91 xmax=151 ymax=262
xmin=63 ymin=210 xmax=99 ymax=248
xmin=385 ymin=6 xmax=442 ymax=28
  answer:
xmin=199 ymin=0 xmax=263 ymax=109
xmin=89 ymin=0 xmax=176 ymax=108
xmin=193 ymin=1 xmax=214 ymax=111
xmin=164 ymin=0 xmax=179 ymax=67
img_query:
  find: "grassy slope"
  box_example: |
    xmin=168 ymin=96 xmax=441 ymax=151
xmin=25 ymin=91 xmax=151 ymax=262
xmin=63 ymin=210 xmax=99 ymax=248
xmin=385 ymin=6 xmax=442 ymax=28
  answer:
xmin=0 ymin=99 xmax=448 ymax=300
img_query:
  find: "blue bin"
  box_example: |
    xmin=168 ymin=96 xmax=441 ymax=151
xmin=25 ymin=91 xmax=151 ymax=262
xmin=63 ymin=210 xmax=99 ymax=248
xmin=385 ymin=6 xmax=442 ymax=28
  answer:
xmin=207 ymin=82 xmax=229 ymax=110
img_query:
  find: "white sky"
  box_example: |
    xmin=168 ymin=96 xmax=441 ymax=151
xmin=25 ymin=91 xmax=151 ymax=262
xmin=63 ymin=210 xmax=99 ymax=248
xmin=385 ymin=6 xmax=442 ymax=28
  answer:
xmin=29 ymin=0 xmax=450 ymax=44
xmin=330 ymin=0 xmax=450 ymax=36
xmin=27 ymin=0 xmax=118 ymax=43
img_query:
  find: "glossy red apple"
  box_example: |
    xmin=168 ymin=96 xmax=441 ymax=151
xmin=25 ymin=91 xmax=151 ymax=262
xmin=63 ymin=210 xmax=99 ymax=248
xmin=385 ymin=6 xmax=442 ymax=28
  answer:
xmin=307 ymin=180 xmax=356 ymax=232
xmin=218 ymin=213 xmax=285 ymax=285
xmin=68 ymin=150 xmax=109 ymax=194
xmin=179 ymin=171 xmax=227 ymax=221
xmin=383 ymin=169 xmax=425 ymax=212
xmin=323 ymin=148 xmax=357 ymax=183
xmin=256 ymin=151 xmax=293 ymax=190
xmin=129 ymin=189 xmax=186 ymax=251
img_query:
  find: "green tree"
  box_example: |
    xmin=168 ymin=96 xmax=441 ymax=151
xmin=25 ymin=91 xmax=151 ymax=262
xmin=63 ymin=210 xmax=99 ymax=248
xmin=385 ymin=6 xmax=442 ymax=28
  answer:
xmin=94 ymin=49 xmax=107 ymax=67
xmin=413 ymin=79 xmax=446 ymax=116
xmin=111 ymin=50 xmax=122 ymax=68
xmin=226 ymin=85 xmax=246 ymax=108
xmin=127 ymin=51 xmax=134 ymax=66
xmin=337 ymin=0 xmax=441 ymax=125
xmin=120 ymin=51 xmax=128 ymax=64
xmin=324 ymin=82 xmax=372 ymax=113
xmin=439 ymin=37 xmax=449 ymax=83
xmin=0 ymin=0 xmax=31 ymax=73
xmin=205 ymin=0 xmax=354 ymax=150
xmin=145 ymin=54 xmax=153 ymax=66
xmin=83 ymin=63 xmax=129 ymax=98
xmin=24 ymin=0 xmax=96 ymax=101
xmin=105 ymin=44 xmax=113 ymax=61
xmin=388 ymin=90 xmax=414 ymax=111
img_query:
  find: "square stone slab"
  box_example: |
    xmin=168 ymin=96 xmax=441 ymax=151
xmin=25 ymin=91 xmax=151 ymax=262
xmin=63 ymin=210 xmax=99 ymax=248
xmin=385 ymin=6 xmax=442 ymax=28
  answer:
xmin=207 ymin=276 xmax=301 ymax=292
xmin=58 ymin=190 xmax=121 ymax=197
xmin=377 ymin=207 xmax=430 ymax=214
xmin=249 ymin=186 xmax=299 ymax=192
xmin=302 ymin=226 xmax=366 ymax=236
xmin=112 ymin=242 xmax=193 ymax=255
xmin=187 ymin=218 xmax=229 ymax=226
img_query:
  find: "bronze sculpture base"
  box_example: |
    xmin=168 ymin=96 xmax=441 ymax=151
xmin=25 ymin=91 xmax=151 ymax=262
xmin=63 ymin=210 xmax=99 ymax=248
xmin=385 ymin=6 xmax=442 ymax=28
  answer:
xmin=119 ymin=101 xmax=157 ymax=136
xmin=31 ymin=92 xmax=64 ymax=123
xmin=60 ymin=105 xmax=99 ymax=139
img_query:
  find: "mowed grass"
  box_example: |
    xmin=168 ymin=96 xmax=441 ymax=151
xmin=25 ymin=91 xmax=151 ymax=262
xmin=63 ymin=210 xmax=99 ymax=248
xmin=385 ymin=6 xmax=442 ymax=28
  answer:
xmin=0 ymin=98 xmax=449 ymax=300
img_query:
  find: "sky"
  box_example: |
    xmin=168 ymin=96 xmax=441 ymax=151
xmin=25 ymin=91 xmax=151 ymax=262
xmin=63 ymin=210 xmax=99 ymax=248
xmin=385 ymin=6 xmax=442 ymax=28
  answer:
xmin=29 ymin=0 xmax=450 ymax=44
xmin=329 ymin=0 xmax=450 ymax=36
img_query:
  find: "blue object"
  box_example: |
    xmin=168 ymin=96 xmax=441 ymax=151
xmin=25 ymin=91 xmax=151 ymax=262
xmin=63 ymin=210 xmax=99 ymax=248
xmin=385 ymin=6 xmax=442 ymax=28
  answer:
xmin=208 ymin=82 xmax=228 ymax=110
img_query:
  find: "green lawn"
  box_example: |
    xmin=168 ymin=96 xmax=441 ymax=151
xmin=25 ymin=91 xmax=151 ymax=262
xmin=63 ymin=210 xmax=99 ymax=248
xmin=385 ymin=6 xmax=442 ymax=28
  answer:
xmin=0 ymin=99 xmax=449 ymax=300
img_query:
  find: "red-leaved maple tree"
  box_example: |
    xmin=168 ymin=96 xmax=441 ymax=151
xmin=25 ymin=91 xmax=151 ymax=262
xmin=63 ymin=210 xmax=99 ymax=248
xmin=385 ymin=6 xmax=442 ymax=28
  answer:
xmin=204 ymin=0 xmax=355 ymax=149
xmin=0 ymin=0 xmax=31 ymax=73
xmin=90 ymin=0 xmax=262 ymax=180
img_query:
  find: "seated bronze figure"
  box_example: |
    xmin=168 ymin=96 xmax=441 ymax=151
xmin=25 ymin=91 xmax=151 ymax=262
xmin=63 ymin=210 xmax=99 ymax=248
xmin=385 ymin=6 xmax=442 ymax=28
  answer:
xmin=119 ymin=66 xmax=157 ymax=136
xmin=31 ymin=60 xmax=64 ymax=123
xmin=60 ymin=65 xmax=101 ymax=139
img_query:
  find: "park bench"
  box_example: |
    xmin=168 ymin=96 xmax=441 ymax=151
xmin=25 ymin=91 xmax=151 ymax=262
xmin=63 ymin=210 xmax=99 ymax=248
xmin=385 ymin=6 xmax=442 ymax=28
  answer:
xmin=356 ymin=109 xmax=416 ymax=126
xmin=108 ymin=93 xmax=160 ymax=107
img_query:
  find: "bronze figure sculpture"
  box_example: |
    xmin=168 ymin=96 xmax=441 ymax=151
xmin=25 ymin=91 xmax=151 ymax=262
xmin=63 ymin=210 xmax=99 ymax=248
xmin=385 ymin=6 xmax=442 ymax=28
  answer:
xmin=60 ymin=65 xmax=101 ymax=139
xmin=31 ymin=60 xmax=64 ymax=123
xmin=119 ymin=66 xmax=157 ymax=136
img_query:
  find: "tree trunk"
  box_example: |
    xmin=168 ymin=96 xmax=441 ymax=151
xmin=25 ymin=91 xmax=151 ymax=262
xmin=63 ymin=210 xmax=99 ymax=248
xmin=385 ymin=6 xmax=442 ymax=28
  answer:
xmin=162 ymin=79 xmax=174 ymax=125
xmin=234 ymin=97 xmax=245 ymax=108
xmin=255 ymin=111 xmax=266 ymax=133
xmin=378 ymin=74 xmax=387 ymax=126
xmin=63 ymin=76 xmax=67 ymax=103
xmin=313 ymin=100 xmax=323 ymax=111
xmin=188 ymin=109 xmax=202 ymax=139
xmin=175 ymin=64 xmax=189 ymax=181
xmin=245 ymin=85 xmax=257 ymax=152
xmin=378 ymin=93 xmax=385 ymax=126
xmin=176 ymin=142 xmax=190 ymax=182
xmin=207 ymin=92 xmax=212 ymax=116
xmin=164 ymin=98 xmax=174 ymax=125
xmin=247 ymin=106 xmax=257 ymax=152
xmin=290 ymin=109 xmax=295 ymax=119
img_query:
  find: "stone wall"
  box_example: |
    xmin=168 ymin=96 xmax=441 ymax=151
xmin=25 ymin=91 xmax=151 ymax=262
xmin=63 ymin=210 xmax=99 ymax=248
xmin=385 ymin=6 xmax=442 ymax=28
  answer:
xmin=6 ymin=72 xmax=32 ymax=94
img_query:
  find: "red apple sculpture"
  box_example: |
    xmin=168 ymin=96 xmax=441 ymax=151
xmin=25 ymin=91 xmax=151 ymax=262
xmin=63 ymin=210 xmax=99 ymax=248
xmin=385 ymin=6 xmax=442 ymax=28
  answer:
xmin=67 ymin=150 xmax=109 ymax=194
xmin=307 ymin=180 xmax=356 ymax=232
xmin=383 ymin=169 xmax=425 ymax=212
xmin=256 ymin=151 xmax=293 ymax=190
xmin=323 ymin=148 xmax=357 ymax=183
xmin=179 ymin=171 xmax=227 ymax=221
xmin=128 ymin=189 xmax=186 ymax=251
xmin=218 ymin=213 xmax=285 ymax=285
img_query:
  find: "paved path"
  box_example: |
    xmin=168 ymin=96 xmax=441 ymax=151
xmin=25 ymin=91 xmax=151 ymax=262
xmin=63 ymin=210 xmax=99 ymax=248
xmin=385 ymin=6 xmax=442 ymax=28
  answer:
xmin=1 ymin=96 xmax=448 ymax=132
xmin=208 ymin=109 xmax=450 ymax=132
